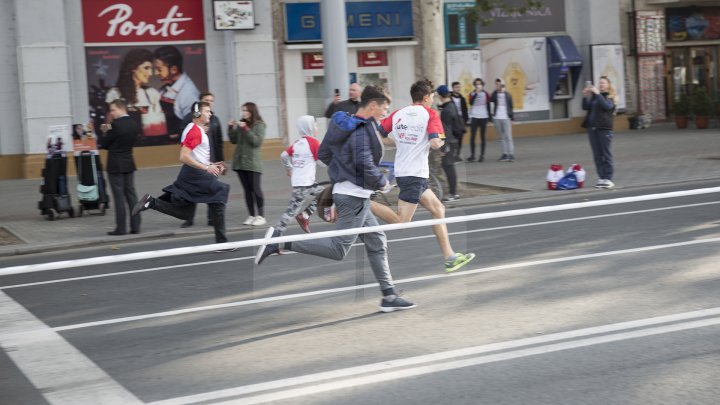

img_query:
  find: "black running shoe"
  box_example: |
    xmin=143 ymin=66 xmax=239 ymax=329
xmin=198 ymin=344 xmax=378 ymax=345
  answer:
xmin=379 ymin=296 xmax=417 ymax=312
xmin=132 ymin=194 xmax=154 ymax=216
xmin=255 ymin=227 xmax=280 ymax=265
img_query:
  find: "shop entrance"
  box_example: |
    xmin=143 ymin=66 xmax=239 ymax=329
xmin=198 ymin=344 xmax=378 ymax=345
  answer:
xmin=667 ymin=46 xmax=717 ymax=110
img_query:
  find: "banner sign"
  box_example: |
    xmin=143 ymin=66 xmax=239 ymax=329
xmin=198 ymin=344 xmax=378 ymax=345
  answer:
xmin=667 ymin=7 xmax=720 ymax=42
xmin=476 ymin=0 xmax=565 ymax=36
xmin=82 ymin=0 xmax=205 ymax=44
xmin=285 ymin=1 xmax=414 ymax=42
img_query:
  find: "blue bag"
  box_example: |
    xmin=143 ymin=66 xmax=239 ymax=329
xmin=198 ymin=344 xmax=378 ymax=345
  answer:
xmin=556 ymin=172 xmax=579 ymax=190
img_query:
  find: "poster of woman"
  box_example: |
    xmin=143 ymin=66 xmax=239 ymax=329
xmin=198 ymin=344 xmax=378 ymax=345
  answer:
xmin=81 ymin=0 xmax=207 ymax=146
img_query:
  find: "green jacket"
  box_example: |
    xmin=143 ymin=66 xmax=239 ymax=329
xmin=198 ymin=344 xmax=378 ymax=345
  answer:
xmin=228 ymin=121 xmax=265 ymax=173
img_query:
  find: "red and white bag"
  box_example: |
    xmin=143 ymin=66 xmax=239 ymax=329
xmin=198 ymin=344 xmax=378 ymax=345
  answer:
xmin=546 ymin=164 xmax=564 ymax=190
xmin=566 ymin=163 xmax=586 ymax=188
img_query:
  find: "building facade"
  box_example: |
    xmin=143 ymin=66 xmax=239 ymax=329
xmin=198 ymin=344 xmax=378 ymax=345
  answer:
xmin=0 ymin=0 xmax=627 ymax=180
xmin=620 ymin=0 xmax=720 ymax=121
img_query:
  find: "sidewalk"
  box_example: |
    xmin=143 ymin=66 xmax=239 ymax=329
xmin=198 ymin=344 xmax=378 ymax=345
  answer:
xmin=1 ymin=122 xmax=719 ymax=256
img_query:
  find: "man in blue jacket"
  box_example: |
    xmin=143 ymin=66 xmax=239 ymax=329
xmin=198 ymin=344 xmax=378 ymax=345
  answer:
xmin=255 ymin=85 xmax=416 ymax=313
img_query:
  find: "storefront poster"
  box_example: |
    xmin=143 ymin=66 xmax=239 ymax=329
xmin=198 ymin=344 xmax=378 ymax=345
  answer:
xmin=480 ymin=37 xmax=550 ymax=121
xmin=667 ymin=7 xmax=720 ymax=42
xmin=591 ymin=45 xmax=626 ymax=111
xmin=82 ymin=0 xmax=208 ymax=146
xmin=446 ymin=50 xmax=482 ymax=97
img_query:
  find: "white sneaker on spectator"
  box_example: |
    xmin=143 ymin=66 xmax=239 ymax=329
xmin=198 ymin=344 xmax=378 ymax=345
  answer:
xmin=251 ymin=216 xmax=267 ymax=226
xmin=604 ymin=179 xmax=615 ymax=189
xmin=594 ymin=179 xmax=607 ymax=188
xmin=243 ymin=216 xmax=255 ymax=225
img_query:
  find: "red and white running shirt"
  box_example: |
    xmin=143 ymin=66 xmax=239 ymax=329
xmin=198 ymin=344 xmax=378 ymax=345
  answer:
xmin=181 ymin=123 xmax=210 ymax=166
xmin=381 ymin=104 xmax=444 ymax=178
xmin=285 ymin=136 xmax=320 ymax=187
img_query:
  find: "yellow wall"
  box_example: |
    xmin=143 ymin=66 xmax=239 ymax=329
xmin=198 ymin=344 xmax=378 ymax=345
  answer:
xmin=0 ymin=119 xmax=628 ymax=180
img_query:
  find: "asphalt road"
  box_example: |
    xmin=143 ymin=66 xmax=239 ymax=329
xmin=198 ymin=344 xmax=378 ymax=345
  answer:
xmin=2 ymin=181 xmax=720 ymax=405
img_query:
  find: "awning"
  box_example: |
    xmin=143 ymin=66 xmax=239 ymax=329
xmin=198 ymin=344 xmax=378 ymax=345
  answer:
xmin=547 ymin=36 xmax=583 ymax=100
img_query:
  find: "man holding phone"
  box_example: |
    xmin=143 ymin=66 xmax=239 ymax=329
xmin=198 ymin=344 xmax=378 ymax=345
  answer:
xmin=324 ymin=83 xmax=363 ymax=118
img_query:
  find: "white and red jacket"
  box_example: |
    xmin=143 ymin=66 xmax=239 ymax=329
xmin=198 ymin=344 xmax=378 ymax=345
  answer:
xmin=280 ymin=136 xmax=321 ymax=187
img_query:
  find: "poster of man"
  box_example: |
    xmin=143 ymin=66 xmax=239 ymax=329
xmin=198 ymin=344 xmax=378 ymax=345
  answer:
xmin=81 ymin=0 xmax=207 ymax=146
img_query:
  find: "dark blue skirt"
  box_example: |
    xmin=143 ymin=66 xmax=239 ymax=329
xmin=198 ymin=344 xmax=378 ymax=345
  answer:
xmin=161 ymin=165 xmax=229 ymax=204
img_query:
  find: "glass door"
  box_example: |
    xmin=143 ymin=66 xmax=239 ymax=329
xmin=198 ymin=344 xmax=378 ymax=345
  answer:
xmin=690 ymin=47 xmax=717 ymax=97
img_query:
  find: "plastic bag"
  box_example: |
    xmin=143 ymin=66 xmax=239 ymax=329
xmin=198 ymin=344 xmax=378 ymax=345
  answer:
xmin=556 ymin=172 xmax=579 ymax=190
xmin=546 ymin=164 xmax=564 ymax=190
xmin=566 ymin=163 xmax=586 ymax=188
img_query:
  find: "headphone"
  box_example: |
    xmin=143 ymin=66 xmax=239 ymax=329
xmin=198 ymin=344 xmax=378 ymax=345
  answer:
xmin=192 ymin=102 xmax=201 ymax=118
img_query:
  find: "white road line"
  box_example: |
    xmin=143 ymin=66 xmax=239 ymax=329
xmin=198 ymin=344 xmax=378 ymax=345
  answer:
xmin=149 ymin=307 xmax=720 ymax=405
xmin=3 ymin=187 xmax=719 ymax=275
xmin=3 ymin=200 xmax=717 ymax=290
xmin=53 ymin=237 xmax=720 ymax=332
xmin=0 ymin=291 xmax=142 ymax=405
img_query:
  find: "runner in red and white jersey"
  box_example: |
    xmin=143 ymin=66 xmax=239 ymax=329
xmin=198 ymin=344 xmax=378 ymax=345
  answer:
xmin=381 ymin=104 xmax=444 ymax=178
xmin=373 ymin=79 xmax=476 ymax=273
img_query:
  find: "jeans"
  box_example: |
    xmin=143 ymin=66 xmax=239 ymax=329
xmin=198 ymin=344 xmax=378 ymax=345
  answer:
xmin=290 ymin=194 xmax=395 ymax=293
xmin=494 ymin=119 xmax=514 ymax=155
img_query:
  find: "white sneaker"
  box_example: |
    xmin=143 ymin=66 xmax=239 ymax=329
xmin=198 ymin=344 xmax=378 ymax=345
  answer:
xmin=251 ymin=216 xmax=267 ymax=226
xmin=243 ymin=216 xmax=255 ymax=225
xmin=604 ymin=179 xmax=615 ymax=189
xmin=594 ymin=179 xmax=607 ymax=188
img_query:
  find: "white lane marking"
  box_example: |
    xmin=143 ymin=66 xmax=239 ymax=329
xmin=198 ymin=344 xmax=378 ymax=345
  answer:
xmin=53 ymin=237 xmax=720 ymax=332
xmin=4 ymin=187 xmax=720 ymax=275
xmin=149 ymin=308 xmax=720 ymax=405
xmin=0 ymin=291 xmax=143 ymax=405
xmin=3 ymin=200 xmax=717 ymax=290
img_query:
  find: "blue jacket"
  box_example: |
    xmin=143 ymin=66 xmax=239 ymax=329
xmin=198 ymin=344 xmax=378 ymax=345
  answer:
xmin=318 ymin=112 xmax=387 ymax=191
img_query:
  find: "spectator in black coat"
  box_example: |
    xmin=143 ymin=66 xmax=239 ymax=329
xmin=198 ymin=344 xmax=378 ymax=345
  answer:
xmin=324 ymin=83 xmax=362 ymax=118
xmin=99 ymin=98 xmax=141 ymax=235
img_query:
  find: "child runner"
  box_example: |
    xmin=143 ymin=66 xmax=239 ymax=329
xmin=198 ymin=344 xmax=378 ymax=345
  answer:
xmin=274 ymin=115 xmax=325 ymax=235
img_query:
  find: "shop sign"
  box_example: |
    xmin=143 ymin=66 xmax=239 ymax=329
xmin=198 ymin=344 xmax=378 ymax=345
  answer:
xmin=358 ymin=51 xmax=388 ymax=67
xmin=285 ymin=1 xmax=414 ymax=42
xmin=82 ymin=0 xmax=205 ymax=43
xmin=302 ymin=52 xmax=324 ymax=70
xmin=476 ymin=0 xmax=565 ymax=36
xmin=445 ymin=2 xmax=477 ymax=49
xmin=667 ymin=7 xmax=720 ymax=42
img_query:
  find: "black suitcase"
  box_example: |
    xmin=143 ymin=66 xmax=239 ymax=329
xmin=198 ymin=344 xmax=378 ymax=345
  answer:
xmin=37 ymin=152 xmax=75 ymax=220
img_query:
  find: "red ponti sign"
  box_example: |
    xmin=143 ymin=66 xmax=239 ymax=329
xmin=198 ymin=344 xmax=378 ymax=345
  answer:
xmin=302 ymin=53 xmax=324 ymax=69
xmin=358 ymin=50 xmax=388 ymax=67
xmin=82 ymin=0 xmax=205 ymax=43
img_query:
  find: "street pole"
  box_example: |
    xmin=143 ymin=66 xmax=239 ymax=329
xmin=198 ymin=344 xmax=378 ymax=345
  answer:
xmin=321 ymin=0 xmax=349 ymax=101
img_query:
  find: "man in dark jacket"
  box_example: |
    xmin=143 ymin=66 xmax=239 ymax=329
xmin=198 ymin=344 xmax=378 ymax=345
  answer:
xmin=436 ymin=85 xmax=461 ymax=201
xmin=179 ymin=91 xmax=224 ymax=227
xmin=324 ymin=83 xmax=362 ymax=118
xmin=99 ymin=98 xmax=141 ymax=235
xmin=255 ymin=85 xmax=416 ymax=313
